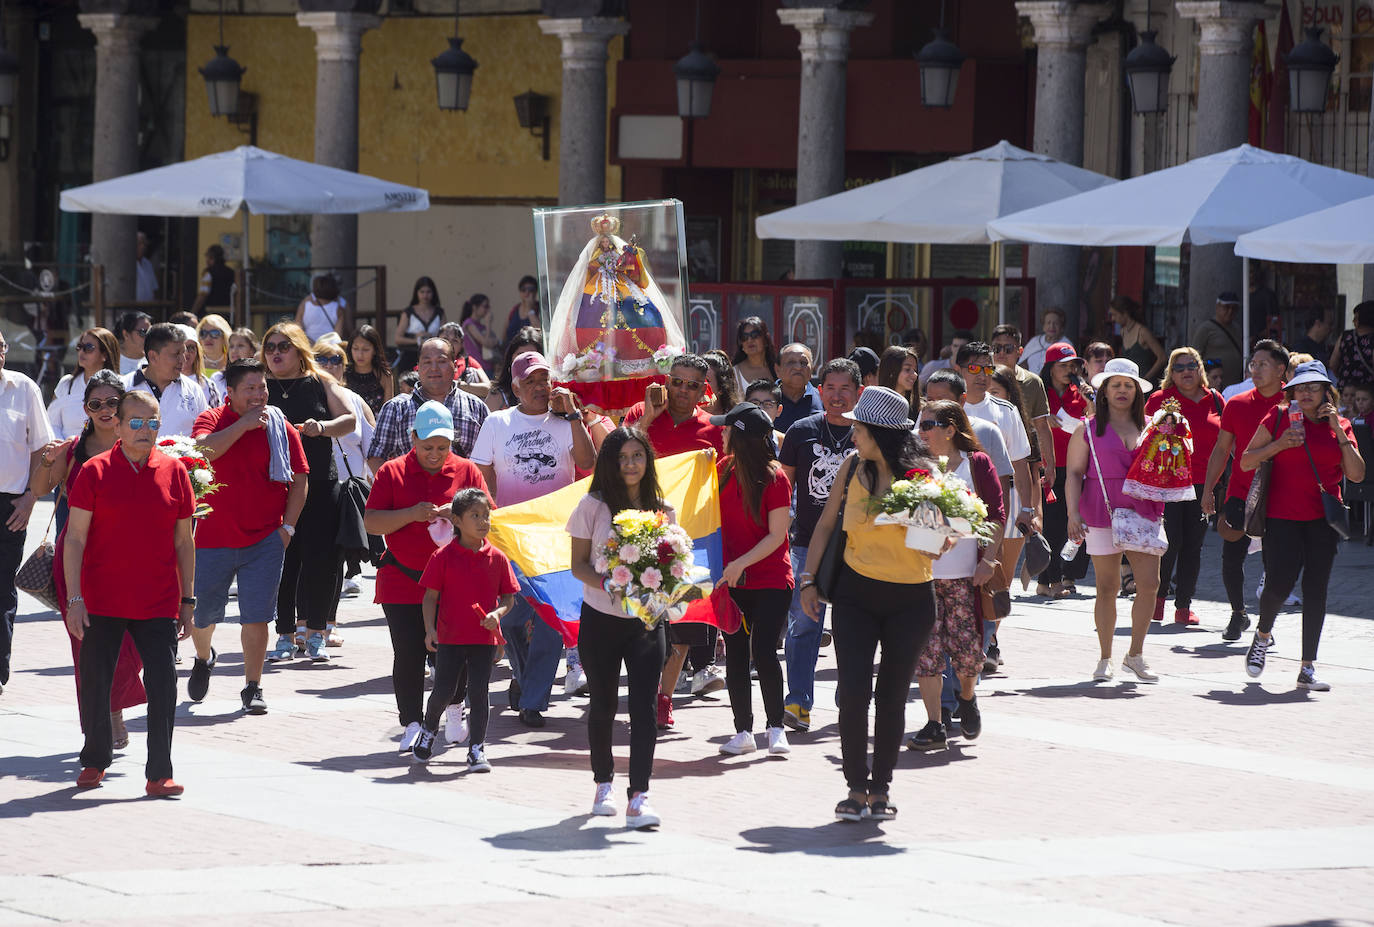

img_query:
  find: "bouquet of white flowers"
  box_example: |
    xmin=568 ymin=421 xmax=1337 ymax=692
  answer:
xmin=156 ymin=435 xmax=222 ymax=518
xmin=869 ymin=456 xmax=993 ymax=553
xmin=597 ymin=509 xmax=712 ymax=629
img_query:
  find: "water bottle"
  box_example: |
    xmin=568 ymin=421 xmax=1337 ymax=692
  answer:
xmin=1288 ymin=399 xmax=1305 ymax=442
xmin=1061 ymin=537 xmax=1083 ymax=560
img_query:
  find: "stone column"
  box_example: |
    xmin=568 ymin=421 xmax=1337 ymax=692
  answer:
xmin=1176 ymin=1 xmax=1275 ymax=339
xmin=1015 ymin=1 xmax=1109 ymax=339
xmin=78 ymin=13 xmax=156 ymax=305
xmin=297 ymin=11 xmax=381 ymax=278
xmin=777 ymin=7 xmax=874 ymax=280
xmin=538 ymin=17 xmax=629 ymax=207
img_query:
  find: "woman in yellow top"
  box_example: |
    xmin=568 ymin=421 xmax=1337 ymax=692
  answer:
xmin=800 ymin=387 xmax=942 ymax=824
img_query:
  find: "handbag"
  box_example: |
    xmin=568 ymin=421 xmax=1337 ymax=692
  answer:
xmin=333 ymin=439 xmax=386 ymax=565
xmin=1243 ymin=415 xmax=1285 ymax=538
xmin=15 ymin=495 xmax=60 ymax=612
xmin=814 ymin=456 xmax=858 ymax=603
xmin=1086 ymin=424 xmax=1167 ymax=555
xmin=1303 ymin=437 xmax=1352 ymax=540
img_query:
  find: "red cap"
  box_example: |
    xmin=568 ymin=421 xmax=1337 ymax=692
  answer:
xmin=1044 ymin=342 xmax=1080 ymax=365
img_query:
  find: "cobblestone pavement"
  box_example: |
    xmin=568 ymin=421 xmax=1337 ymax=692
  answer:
xmin=3 ymin=500 xmax=1373 ymax=926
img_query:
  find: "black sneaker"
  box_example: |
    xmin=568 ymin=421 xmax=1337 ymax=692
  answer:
xmin=188 ymin=648 xmax=216 ymax=703
xmin=518 ymin=709 xmax=545 ymax=728
xmin=413 ymin=724 xmax=438 ymax=762
xmin=957 ymin=695 xmax=981 ymax=740
xmin=240 ymin=682 xmax=267 ymax=715
xmin=906 ymin=721 xmax=947 ymax=751
xmin=1245 ymin=632 xmax=1273 ymax=678
xmin=1222 ymin=612 xmax=1251 ymax=642
xmin=941 ymin=706 xmax=953 ymax=729
xmin=507 ymin=680 xmax=522 ymax=712
xmin=467 ymin=743 xmax=492 ymax=772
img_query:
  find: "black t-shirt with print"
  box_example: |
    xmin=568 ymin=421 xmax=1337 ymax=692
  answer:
xmin=779 ymin=411 xmax=854 ymax=549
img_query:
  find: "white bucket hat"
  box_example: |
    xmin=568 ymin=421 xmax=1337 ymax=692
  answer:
xmin=1089 ymin=357 xmax=1153 ymax=394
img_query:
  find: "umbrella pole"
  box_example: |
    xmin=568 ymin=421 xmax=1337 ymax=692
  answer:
xmin=998 ymin=241 xmax=1007 ymax=325
xmin=1242 ymin=256 xmax=1250 ymax=369
xmin=241 ymin=208 xmax=252 ymax=329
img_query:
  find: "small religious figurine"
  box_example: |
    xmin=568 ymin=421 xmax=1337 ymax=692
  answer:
xmin=1123 ymin=398 xmax=1196 ymax=502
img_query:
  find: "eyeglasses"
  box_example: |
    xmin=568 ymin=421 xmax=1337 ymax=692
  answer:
xmin=201 ymin=330 xmax=224 ymax=340
xmin=751 ymin=399 xmax=779 ymax=409
xmin=740 ymin=329 xmax=765 ymax=341
xmin=991 ymin=343 xmax=1020 ymax=355
xmin=964 ymin=363 xmax=996 ymax=376
xmin=125 ymin=417 xmax=161 ymax=431
xmin=1293 ymin=382 xmax=1326 ymax=393
xmin=133 ymin=327 xmax=150 ymax=336
xmin=77 ymin=342 xmax=99 ymax=353
xmin=85 ymin=397 xmax=120 ymax=412
xmin=917 ymin=420 xmax=945 ymax=432
xmin=316 ymin=355 xmax=344 ymax=366
xmin=669 ymin=376 xmax=705 ymax=391
xmin=1171 ymin=361 xmax=1200 ymax=372
xmin=264 ymin=341 xmax=294 ymax=354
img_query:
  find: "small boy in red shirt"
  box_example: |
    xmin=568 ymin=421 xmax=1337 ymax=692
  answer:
xmin=414 ymin=488 xmax=518 ymax=769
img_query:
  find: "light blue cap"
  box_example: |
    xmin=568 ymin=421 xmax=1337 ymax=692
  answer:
xmin=413 ymin=400 xmax=454 ymax=441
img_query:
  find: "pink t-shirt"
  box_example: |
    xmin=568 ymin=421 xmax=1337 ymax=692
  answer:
xmin=566 ymin=493 xmax=676 ymax=617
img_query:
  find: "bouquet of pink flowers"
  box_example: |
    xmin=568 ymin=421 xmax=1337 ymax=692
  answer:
xmin=596 ymin=509 xmax=711 ymax=628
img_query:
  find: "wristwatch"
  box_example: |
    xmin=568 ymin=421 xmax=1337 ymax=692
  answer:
xmin=181 ymin=596 xmax=197 ymax=606
xmin=282 ymin=524 xmax=296 ymax=537
xmin=67 ymin=594 xmax=83 ymax=607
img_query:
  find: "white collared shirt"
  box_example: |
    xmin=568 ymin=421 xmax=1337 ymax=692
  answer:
xmin=1 ymin=368 xmax=55 ymax=493
xmin=123 ymin=369 xmax=210 ymax=438
xmin=47 ymin=370 xmax=93 ymax=440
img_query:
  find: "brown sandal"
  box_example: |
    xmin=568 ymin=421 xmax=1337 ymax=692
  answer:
xmin=111 ymin=710 xmax=129 ymax=750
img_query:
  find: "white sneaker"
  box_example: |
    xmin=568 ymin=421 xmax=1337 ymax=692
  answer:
xmin=399 ymin=721 xmax=422 ymax=754
xmin=445 ymin=703 xmax=469 ymax=744
xmin=719 ymin=730 xmax=757 ymax=755
xmin=342 ymin=577 xmax=361 ymax=597
xmin=1256 ymin=575 xmax=1266 ymax=600
xmin=1285 ymin=591 xmax=1302 ymax=607
xmin=227 ymin=580 xmax=238 ymax=598
xmin=674 ymin=671 xmax=693 ymax=694
xmin=591 ymin=782 xmax=617 ymax=816
xmin=767 ymin=726 xmax=791 ymax=756
xmin=1092 ymin=659 xmax=1114 ymax=682
xmin=690 ymin=665 xmax=726 ymax=695
xmin=626 ymin=791 xmax=660 ymax=829
xmin=1121 ymin=653 xmax=1159 ymax=683
xmin=563 ymin=665 xmax=587 ymax=697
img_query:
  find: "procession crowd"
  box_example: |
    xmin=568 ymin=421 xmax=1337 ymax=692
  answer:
xmin=1 ymin=276 xmax=1369 ymax=827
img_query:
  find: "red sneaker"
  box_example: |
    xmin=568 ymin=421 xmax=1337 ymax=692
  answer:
xmin=145 ymin=778 xmax=185 ymax=797
xmin=656 ymin=692 xmax=674 ymax=730
xmin=1173 ymin=608 xmax=1200 ymax=626
xmin=76 ymin=768 xmax=105 ymax=789
xmin=1151 ymin=597 xmax=1166 ymax=622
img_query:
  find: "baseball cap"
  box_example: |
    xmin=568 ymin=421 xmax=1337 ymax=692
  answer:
xmin=848 ymin=347 xmax=880 ymax=379
xmin=1216 ymin=291 xmax=1241 ymax=305
xmin=1044 ymin=342 xmax=1079 ymax=365
xmin=511 ymin=353 xmax=551 ymax=381
xmin=412 ymin=400 xmax=455 ymax=441
xmin=709 ymin=403 xmax=774 ymax=438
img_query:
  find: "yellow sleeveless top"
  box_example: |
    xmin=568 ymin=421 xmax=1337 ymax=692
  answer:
xmin=841 ymin=474 xmax=934 ymax=585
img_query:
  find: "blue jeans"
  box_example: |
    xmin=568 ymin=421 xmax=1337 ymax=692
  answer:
xmin=784 ymin=546 xmax=825 ymax=711
xmin=499 ymin=597 xmax=562 ymax=712
xmin=941 ymin=618 xmax=996 ymax=712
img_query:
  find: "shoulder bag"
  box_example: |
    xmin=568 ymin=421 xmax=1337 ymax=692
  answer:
xmin=1086 ymin=424 xmax=1167 ymax=555
xmin=1243 ymin=414 xmax=1287 ymax=538
xmin=814 ymin=456 xmax=858 ymax=603
xmin=1304 ymin=434 xmax=1352 ymax=540
xmin=16 ymin=491 xmax=60 ymax=612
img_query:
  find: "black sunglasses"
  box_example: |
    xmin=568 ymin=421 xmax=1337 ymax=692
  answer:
xmin=1171 ymin=361 xmax=1200 ymax=372
xmin=917 ymin=419 xmax=945 ymax=432
xmin=740 ymin=329 xmax=765 ymax=341
xmin=316 ymin=355 xmax=344 ymax=366
xmin=264 ymin=340 xmax=294 ymax=353
xmin=77 ymin=341 xmax=100 ymax=353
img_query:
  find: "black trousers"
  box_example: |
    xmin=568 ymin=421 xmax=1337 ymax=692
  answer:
xmin=382 ymin=603 xmax=462 ymax=726
xmin=831 ymin=565 xmax=936 ymax=794
xmin=424 ymin=644 xmax=494 ymax=744
xmin=579 ymin=603 xmax=666 ymax=799
xmin=79 ymin=615 xmax=178 ymax=780
xmin=1259 ymin=517 xmax=1338 ymax=662
xmin=1221 ymin=497 xmax=1252 ymax=614
xmin=0 ymin=494 xmax=24 ymax=687
xmin=1160 ymin=485 xmax=1208 ymax=609
xmin=1039 ymin=467 xmax=1089 ymax=584
xmin=275 ymin=479 xmax=340 ymax=635
xmin=724 ymin=586 xmax=790 ymax=732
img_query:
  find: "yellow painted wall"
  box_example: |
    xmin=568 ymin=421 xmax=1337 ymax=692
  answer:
xmin=186 ymin=13 xmax=623 ymax=265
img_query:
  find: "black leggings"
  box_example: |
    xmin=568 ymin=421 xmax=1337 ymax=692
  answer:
xmin=424 ymin=644 xmax=494 ymax=744
xmin=724 ymin=586 xmax=790 ymax=732
xmin=1040 ymin=466 xmax=1089 ymax=584
xmin=1160 ymin=486 xmax=1208 ymax=609
xmin=1221 ymin=497 xmax=1252 ymax=614
xmin=1259 ymin=517 xmax=1337 ymax=662
xmin=382 ymin=603 xmax=462 ymax=726
xmin=80 ymin=615 xmax=178 ymax=780
xmin=275 ymin=478 xmax=340 ymax=635
xmin=579 ymin=603 xmax=666 ymax=799
xmin=831 ymin=565 xmax=936 ymax=794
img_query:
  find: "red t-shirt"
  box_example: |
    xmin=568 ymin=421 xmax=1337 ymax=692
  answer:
xmin=1257 ymin=406 xmax=1355 ymax=522
xmin=1047 ymin=384 xmax=1091 ymax=466
xmin=68 ymin=445 xmax=195 ymax=620
xmin=366 ymin=449 xmax=490 ymax=604
xmin=716 ymin=458 xmax=793 ymax=590
xmin=419 ymin=539 xmax=519 ymax=645
xmin=1222 ymin=386 xmax=1286 ymax=501
xmin=1146 ymin=386 xmax=1224 ymax=486
xmin=192 ymin=406 xmax=310 ymax=549
xmin=624 ymin=404 xmax=725 ymax=458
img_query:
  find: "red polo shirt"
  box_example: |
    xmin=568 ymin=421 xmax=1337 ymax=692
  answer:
xmin=1146 ymin=386 xmax=1224 ymax=485
xmin=419 ymin=539 xmax=519 ymax=645
xmin=366 ymin=449 xmax=490 ymax=604
xmin=624 ymin=404 xmax=725 ymax=457
xmin=717 ymin=458 xmax=793 ymax=590
xmin=193 ymin=405 xmax=310 ymax=549
xmin=68 ymin=444 xmax=195 ymax=620
xmin=1221 ymin=386 xmax=1286 ymax=501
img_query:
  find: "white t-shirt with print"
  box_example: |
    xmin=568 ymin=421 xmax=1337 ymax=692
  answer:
xmin=470 ymin=406 xmax=575 ymax=507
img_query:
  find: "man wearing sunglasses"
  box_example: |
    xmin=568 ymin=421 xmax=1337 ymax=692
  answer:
xmin=122 ymin=323 xmax=209 ymax=438
xmin=990 ymin=323 xmax=1057 ymax=480
xmin=1 ymin=333 xmax=56 ymax=694
xmin=624 ymin=353 xmax=725 ymax=457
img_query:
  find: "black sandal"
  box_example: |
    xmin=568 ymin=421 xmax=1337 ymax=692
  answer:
xmin=834 ymin=792 xmax=867 ymax=822
xmin=867 ymin=794 xmax=897 ymax=821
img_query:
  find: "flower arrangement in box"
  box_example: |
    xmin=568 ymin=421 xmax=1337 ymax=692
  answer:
xmin=156 ymin=435 xmax=221 ymax=518
xmin=869 ymin=456 xmax=992 ymax=553
xmin=596 ymin=509 xmax=712 ymax=628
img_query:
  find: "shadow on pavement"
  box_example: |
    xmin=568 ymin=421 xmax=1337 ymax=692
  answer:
xmin=294 ymin=674 xmax=393 ymax=699
xmin=737 ymin=822 xmax=906 ymax=856
xmin=900 ymin=743 xmax=978 ymax=769
xmin=1169 ymin=642 xmax=1244 ymax=660
xmin=484 ymin=814 xmax=643 ymax=851
xmin=1196 ymin=685 xmax=1313 ymax=706
xmin=0 ymin=751 xmax=86 ymax=786
xmin=1010 ymin=682 xmax=1147 ymax=699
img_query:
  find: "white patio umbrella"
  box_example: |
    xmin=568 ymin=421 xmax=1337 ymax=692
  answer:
xmin=60 ymin=145 xmax=430 ymax=320
xmin=1235 ymin=193 xmax=1374 ymax=265
xmin=754 ymin=140 xmax=1118 ymax=322
xmin=988 ymin=145 xmax=1374 ymax=355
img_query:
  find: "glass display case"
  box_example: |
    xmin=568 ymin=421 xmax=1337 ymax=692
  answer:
xmin=533 ymin=199 xmax=689 ymax=413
